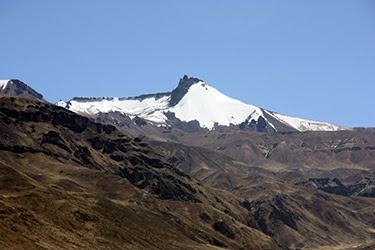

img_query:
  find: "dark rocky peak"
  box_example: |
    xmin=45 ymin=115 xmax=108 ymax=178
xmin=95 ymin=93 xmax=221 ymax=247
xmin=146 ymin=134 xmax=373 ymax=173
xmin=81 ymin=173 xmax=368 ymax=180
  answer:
xmin=169 ymin=75 xmax=202 ymax=106
xmin=72 ymin=92 xmax=171 ymax=103
xmin=0 ymin=79 xmax=47 ymax=103
xmin=72 ymin=97 xmax=115 ymax=102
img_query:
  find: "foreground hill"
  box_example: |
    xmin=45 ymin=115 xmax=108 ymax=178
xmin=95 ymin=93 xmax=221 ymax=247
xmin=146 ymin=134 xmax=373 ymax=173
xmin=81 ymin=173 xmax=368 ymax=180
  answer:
xmin=0 ymin=95 xmax=283 ymax=249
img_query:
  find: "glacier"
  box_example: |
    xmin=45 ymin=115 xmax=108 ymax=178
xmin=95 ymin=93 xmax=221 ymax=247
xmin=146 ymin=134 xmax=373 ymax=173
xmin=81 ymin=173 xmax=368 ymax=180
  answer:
xmin=57 ymin=78 xmax=347 ymax=132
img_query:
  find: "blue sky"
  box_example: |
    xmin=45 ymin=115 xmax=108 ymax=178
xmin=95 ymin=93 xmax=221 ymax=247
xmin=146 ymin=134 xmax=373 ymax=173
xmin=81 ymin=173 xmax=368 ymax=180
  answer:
xmin=1 ymin=0 xmax=374 ymax=127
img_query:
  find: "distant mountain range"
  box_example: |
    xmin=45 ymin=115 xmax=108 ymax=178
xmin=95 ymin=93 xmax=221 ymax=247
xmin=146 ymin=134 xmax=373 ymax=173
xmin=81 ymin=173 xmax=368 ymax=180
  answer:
xmin=56 ymin=75 xmax=347 ymax=133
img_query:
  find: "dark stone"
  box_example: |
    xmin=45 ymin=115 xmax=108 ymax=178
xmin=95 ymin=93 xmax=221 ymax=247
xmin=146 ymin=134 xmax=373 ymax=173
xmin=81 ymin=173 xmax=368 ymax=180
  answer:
xmin=74 ymin=146 xmax=92 ymax=165
xmin=151 ymin=179 xmax=199 ymax=202
xmin=211 ymin=237 xmax=226 ymax=247
xmin=164 ymin=112 xmax=206 ymax=132
xmin=117 ymin=144 xmax=130 ymax=153
xmin=269 ymin=198 xmax=299 ymax=230
xmin=134 ymin=117 xmax=147 ymax=126
xmin=238 ymin=116 xmax=273 ymax=132
xmin=241 ymin=200 xmax=251 ymax=211
xmin=103 ymin=142 xmax=118 ymax=154
xmin=168 ymin=156 xmax=185 ymax=166
xmin=52 ymin=111 xmax=89 ymax=133
xmin=117 ymin=165 xmax=199 ymax=202
xmin=257 ymin=116 xmax=268 ymax=131
xmin=95 ymin=122 xmax=116 ymax=134
xmin=333 ymin=146 xmax=362 ymax=154
xmin=249 ymin=203 xmax=273 ymax=236
xmin=295 ymin=178 xmax=349 ymax=196
xmin=133 ymin=137 xmax=142 ymax=143
xmin=200 ymin=213 xmax=211 ymax=223
xmin=41 ymin=131 xmax=60 ymax=144
xmin=169 ymin=75 xmax=202 ymax=106
xmin=73 ymin=210 xmax=97 ymax=223
xmin=118 ymin=166 xmax=151 ymax=189
xmin=128 ymin=156 xmax=141 ymax=166
xmin=87 ymin=137 xmax=105 ymax=150
xmin=212 ymin=220 xmax=235 ymax=239
xmin=138 ymin=155 xmax=165 ymax=168
xmin=0 ymin=108 xmax=50 ymax=123
xmin=110 ymin=153 xmax=125 ymax=162
xmin=41 ymin=131 xmax=72 ymax=153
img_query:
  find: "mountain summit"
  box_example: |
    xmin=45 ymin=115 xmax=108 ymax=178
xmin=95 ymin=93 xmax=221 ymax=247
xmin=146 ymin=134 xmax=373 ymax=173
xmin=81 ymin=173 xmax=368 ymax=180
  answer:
xmin=169 ymin=75 xmax=202 ymax=106
xmin=0 ymin=79 xmax=47 ymax=102
xmin=57 ymin=75 xmax=347 ymax=133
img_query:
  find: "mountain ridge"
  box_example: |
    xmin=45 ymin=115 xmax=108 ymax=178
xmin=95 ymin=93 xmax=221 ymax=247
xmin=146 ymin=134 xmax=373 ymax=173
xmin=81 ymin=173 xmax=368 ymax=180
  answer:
xmin=0 ymin=79 xmax=47 ymax=103
xmin=56 ymin=75 xmax=348 ymax=133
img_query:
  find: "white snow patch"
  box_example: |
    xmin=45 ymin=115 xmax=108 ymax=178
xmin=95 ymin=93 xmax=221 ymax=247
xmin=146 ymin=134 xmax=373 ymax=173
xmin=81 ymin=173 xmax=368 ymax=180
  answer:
xmin=68 ymin=96 xmax=171 ymax=124
xmin=265 ymin=110 xmax=344 ymax=132
xmin=62 ymin=80 xmax=347 ymax=132
xmin=56 ymin=100 xmax=67 ymax=108
xmin=0 ymin=80 xmax=10 ymax=90
xmin=170 ymin=82 xmax=264 ymax=129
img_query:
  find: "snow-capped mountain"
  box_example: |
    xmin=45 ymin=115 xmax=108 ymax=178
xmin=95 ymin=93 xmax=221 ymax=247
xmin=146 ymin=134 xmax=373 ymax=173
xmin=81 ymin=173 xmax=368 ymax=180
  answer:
xmin=0 ymin=79 xmax=47 ymax=103
xmin=57 ymin=75 xmax=347 ymax=132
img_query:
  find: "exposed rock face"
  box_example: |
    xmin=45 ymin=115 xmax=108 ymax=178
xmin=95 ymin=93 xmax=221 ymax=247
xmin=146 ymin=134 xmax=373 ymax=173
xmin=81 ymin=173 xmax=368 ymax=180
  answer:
xmin=296 ymin=178 xmax=349 ymax=196
xmin=296 ymin=177 xmax=375 ymax=198
xmin=164 ymin=111 xmax=207 ymax=132
xmin=169 ymin=75 xmax=202 ymax=106
xmin=41 ymin=131 xmax=72 ymax=153
xmin=238 ymin=115 xmax=275 ymax=132
xmin=212 ymin=220 xmax=236 ymax=239
xmin=0 ymin=79 xmax=47 ymax=102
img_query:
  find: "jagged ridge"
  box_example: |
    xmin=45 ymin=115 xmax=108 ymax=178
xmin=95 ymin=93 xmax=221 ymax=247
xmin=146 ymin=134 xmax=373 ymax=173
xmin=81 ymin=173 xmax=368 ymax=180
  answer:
xmin=57 ymin=75 xmax=347 ymax=133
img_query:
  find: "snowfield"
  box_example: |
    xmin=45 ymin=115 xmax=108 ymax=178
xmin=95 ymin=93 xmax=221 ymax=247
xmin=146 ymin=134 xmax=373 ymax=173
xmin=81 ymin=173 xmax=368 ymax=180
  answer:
xmin=63 ymin=96 xmax=170 ymax=124
xmin=58 ymin=80 xmax=347 ymax=132
xmin=170 ymin=82 xmax=265 ymax=129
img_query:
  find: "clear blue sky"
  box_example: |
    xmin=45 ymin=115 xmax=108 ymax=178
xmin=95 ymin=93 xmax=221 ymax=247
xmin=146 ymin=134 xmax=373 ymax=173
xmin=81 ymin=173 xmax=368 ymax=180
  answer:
xmin=1 ymin=0 xmax=374 ymax=127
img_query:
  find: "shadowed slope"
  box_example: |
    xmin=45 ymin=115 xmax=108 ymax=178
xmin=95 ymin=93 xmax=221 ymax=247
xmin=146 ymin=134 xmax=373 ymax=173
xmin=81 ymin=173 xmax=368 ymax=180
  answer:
xmin=0 ymin=95 xmax=284 ymax=249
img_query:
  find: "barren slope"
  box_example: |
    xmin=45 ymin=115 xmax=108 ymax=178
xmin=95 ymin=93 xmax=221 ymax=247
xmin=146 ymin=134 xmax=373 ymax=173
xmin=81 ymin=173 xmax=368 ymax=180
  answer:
xmin=0 ymin=95 xmax=284 ymax=249
xmin=150 ymin=141 xmax=375 ymax=249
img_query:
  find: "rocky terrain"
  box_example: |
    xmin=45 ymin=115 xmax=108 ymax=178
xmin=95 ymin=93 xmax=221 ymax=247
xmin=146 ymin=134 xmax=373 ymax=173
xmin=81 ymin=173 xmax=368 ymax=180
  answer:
xmin=1 ymin=78 xmax=375 ymax=249
xmin=0 ymin=80 xmax=47 ymax=103
xmin=0 ymin=95 xmax=286 ymax=249
xmin=158 ymin=130 xmax=375 ymax=187
xmin=150 ymin=141 xmax=375 ymax=249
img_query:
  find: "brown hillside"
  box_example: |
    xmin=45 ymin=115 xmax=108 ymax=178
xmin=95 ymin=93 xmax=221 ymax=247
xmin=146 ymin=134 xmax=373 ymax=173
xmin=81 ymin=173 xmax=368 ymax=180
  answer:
xmin=0 ymin=95 xmax=284 ymax=249
xmin=150 ymin=140 xmax=375 ymax=249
